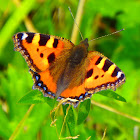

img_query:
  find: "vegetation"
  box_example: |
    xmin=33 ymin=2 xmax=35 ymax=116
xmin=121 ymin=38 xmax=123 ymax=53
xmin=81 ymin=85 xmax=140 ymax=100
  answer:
xmin=0 ymin=0 xmax=140 ymax=139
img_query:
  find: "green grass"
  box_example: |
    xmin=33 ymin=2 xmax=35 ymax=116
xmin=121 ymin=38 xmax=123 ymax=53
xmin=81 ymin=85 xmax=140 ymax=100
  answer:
xmin=0 ymin=0 xmax=140 ymax=139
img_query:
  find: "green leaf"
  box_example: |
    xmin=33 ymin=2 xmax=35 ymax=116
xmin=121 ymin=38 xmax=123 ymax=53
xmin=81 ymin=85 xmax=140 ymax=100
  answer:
xmin=62 ymin=104 xmax=69 ymax=115
xmin=97 ymin=90 xmax=126 ymax=102
xmin=0 ymin=107 xmax=11 ymax=139
xmin=18 ymin=90 xmax=55 ymax=108
xmin=77 ymin=99 xmax=91 ymax=125
xmin=18 ymin=90 xmax=44 ymax=104
xmin=66 ymin=106 xmax=75 ymax=136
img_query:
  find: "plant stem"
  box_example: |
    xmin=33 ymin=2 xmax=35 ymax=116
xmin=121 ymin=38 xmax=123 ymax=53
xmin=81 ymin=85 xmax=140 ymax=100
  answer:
xmin=59 ymin=105 xmax=71 ymax=139
xmin=9 ymin=104 xmax=35 ymax=140
xmin=91 ymin=100 xmax=140 ymax=123
xmin=70 ymin=0 xmax=86 ymax=44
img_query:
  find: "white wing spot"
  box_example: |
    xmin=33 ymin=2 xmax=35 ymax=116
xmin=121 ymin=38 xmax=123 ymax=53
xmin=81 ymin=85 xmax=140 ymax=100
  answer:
xmin=22 ymin=33 xmax=28 ymax=40
xmin=117 ymin=71 xmax=122 ymax=78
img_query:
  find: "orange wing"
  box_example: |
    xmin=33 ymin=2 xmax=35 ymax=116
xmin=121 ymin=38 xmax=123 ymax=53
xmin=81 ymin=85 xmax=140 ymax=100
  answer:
xmin=55 ymin=51 xmax=125 ymax=106
xmin=84 ymin=51 xmax=125 ymax=92
xmin=13 ymin=32 xmax=74 ymax=72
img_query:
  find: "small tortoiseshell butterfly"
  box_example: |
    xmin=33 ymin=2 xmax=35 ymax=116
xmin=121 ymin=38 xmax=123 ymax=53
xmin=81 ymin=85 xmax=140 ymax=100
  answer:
xmin=13 ymin=32 xmax=125 ymax=107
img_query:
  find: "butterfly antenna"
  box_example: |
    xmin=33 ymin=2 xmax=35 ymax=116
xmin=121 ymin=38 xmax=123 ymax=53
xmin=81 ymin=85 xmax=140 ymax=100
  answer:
xmin=68 ymin=6 xmax=84 ymax=40
xmin=89 ymin=28 xmax=125 ymax=42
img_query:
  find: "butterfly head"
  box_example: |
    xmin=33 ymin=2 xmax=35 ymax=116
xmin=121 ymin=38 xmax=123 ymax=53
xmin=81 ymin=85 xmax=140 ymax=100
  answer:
xmin=79 ymin=38 xmax=89 ymax=49
xmin=68 ymin=38 xmax=89 ymax=68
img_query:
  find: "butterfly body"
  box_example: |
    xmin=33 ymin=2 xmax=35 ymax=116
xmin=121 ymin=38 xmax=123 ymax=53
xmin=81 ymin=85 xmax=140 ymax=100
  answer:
xmin=13 ymin=32 xmax=125 ymax=107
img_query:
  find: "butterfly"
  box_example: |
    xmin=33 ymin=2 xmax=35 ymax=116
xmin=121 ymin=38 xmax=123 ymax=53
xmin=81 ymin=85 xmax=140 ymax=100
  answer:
xmin=13 ymin=32 xmax=125 ymax=107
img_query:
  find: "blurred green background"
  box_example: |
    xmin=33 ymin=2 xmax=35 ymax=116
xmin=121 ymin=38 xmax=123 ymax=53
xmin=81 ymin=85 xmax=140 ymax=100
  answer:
xmin=0 ymin=0 xmax=140 ymax=139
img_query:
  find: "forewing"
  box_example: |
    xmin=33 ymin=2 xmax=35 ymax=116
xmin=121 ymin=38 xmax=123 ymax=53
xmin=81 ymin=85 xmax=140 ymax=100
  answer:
xmin=13 ymin=32 xmax=74 ymax=72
